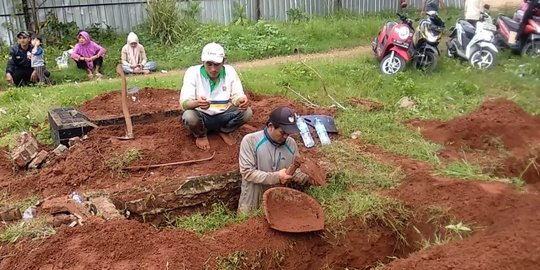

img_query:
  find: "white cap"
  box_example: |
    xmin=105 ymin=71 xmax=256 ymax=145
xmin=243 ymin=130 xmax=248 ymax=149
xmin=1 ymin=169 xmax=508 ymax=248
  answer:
xmin=201 ymin=42 xmax=225 ymax=63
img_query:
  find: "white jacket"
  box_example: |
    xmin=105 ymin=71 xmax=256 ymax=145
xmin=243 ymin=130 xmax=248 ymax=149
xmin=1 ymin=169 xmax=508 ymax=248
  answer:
xmin=180 ymin=64 xmax=246 ymax=115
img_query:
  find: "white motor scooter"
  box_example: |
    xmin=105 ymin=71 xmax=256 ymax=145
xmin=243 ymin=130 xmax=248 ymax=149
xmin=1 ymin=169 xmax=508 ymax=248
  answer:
xmin=446 ymin=5 xmax=498 ymax=69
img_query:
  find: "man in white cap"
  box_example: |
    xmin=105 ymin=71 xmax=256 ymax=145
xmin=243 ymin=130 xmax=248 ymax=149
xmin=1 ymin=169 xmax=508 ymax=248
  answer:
xmin=180 ymin=42 xmax=252 ymax=150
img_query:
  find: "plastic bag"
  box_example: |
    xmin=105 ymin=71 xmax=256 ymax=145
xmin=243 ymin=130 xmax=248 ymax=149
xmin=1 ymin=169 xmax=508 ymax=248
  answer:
xmin=56 ymin=49 xmax=72 ymax=70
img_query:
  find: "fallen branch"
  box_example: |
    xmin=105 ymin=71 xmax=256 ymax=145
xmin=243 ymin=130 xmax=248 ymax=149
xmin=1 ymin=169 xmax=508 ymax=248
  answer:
xmin=300 ymin=61 xmax=347 ymax=110
xmin=284 ymin=85 xmax=320 ymax=108
xmin=122 ymin=152 xmax=216 ymax=171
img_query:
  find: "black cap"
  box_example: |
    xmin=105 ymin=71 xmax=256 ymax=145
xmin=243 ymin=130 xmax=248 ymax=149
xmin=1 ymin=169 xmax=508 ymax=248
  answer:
xmin=17 ymin=31 xmax=31 ymax=38
xmin=268 ymin=106 xmax=300 ymax=135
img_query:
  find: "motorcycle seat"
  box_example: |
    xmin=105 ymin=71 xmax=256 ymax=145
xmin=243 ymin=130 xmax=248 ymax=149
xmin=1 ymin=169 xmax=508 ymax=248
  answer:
xmin=500 ymin=15 xmax=520 ymax=31
xmin=458 ymin=20 xmax=476 ymax=37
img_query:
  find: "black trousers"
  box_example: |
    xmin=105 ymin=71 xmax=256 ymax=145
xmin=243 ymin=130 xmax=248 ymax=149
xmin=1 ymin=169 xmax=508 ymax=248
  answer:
xmin=75 ymin=57 xmax=103 ymax=71
xmin=12 ymin=68 xmax=34 ymax=87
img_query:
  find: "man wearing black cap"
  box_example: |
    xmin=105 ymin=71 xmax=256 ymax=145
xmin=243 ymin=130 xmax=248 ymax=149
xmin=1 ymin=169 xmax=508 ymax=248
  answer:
xmin=237 ymin=106 xmax=310 ymax=213
xmin=5 ymin=31 xmax=49 ymax=86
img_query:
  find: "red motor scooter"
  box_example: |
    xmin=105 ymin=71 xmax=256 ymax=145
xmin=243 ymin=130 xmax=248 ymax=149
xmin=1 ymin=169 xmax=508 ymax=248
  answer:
xmin=496 ymin=3 xmax=540 ymax=57
xmin=372 ymin=10 xmax=415 ymax=75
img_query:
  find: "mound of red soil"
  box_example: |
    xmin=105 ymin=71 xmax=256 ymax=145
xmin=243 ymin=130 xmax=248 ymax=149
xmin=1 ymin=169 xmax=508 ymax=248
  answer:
xmin=0 ymin=217 xmax=397 ymax=269
xmin=79 ymin=88 xmax=180 ymax=120
xmin=411 ymin=98 xmax=540 ymax=184
xmin=1 ymin=89 xmax=333 ymax=199
xmin=356 ymin=141 xmax=540 ymax=270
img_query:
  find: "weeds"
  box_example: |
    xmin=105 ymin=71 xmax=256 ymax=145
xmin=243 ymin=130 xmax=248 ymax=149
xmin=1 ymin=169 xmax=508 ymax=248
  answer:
xmin=0 ymin=217 xmax=55 ymax=244
xmin=105 ymin=148 xmax=142 ymax=175
xmin=174 ymin=203 xmax=252 ymax=234
xmin=440 ymin=158 xmax=493 ymax=181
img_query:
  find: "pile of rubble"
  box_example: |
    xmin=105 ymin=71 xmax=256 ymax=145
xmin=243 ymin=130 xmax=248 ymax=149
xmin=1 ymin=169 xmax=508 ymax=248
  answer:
xmin=10 ymin=131 xmax=85 ymax=170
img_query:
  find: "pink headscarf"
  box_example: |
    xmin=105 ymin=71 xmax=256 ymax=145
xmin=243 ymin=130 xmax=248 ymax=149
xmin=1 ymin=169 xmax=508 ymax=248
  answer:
xmin=71 ymin=31 xmax=106 ymax=69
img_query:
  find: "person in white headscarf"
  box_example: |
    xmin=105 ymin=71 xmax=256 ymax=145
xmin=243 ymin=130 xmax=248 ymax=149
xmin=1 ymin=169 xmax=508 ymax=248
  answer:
xmin=121 ymin=32 xmax=156 ymax=74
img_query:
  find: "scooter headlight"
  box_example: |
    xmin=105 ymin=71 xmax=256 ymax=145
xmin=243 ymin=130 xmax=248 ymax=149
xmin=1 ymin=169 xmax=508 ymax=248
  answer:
xmin=395 ymin=26 xmax=410 ymax=40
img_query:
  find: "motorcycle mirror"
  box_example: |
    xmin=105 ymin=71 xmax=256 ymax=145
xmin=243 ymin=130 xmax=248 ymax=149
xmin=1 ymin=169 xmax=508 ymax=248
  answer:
xmin=400 ymin=0 xmax=408 ymax=9
xmin=484 ymin=4 xmax=490 ymax=10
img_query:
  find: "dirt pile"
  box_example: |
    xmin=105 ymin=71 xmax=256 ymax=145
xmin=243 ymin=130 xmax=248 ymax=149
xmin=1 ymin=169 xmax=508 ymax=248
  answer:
xmin=411 ymin=98 xmax=540 ymax=184
xmin=0 ymin=89 xmax=332 ymax=199
xmin=0 ymin=217 xmax=398 ymax=269
xmin=359 ymin=141 xmax=540 ymax=270
xmin=78 ymin=88 xmax=180 ymax=120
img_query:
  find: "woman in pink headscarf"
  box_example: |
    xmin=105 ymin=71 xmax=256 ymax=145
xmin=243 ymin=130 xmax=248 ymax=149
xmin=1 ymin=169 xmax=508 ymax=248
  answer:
xmin=71 ymin=31 xmax=106 ymax=79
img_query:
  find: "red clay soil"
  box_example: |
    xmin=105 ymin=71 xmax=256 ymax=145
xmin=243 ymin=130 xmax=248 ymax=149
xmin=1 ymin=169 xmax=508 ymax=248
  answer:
xmin=410 ymin=98 xmax=540 ymax=184
xmin=0 ymin=148 xmax=11 ymax=181
xmin=356 ymin=141 xmax=540 ymax=270
xmin=0 ymin=89 xmax=333 ymax=199
xmin=3 ymin=94 xmax=540 ymax=269
xmin=263 ymin=187 xmax=324 ymax=232
xmin=0 ymin=217 xmax=397 ymax=269
xmin=78 ymin=87 xmax=180 ymax=120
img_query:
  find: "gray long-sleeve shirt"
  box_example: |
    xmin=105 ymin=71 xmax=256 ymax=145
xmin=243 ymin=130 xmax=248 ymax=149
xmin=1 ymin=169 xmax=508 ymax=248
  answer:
xmin=238 ymin=129 xmax=309 ymax=213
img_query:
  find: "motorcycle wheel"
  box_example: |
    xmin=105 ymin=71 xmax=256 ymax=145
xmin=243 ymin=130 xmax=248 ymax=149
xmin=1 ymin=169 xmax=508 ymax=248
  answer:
xmin=413 ymin=50 xmax=438 ymax=72
xmin=469 ymin=48 xmax=497 ymax=70
xmin=521 ymin=41 xmax=540 ymax=58
xmin=380 ymin=53 xmax=406 ymax=75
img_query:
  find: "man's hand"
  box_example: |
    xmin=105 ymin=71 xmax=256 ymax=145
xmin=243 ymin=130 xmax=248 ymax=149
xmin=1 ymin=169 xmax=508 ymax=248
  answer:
xmin=196 ymin=96 xmax=210 ymax=110
xmin=130 ymin=63 xmax=138 ymax=68
xmin=278 ymin=168 xmax=293 ymax=185
xmin=5 ymin=73 xmax=13 ymax=85
xmin=30 ymin=71 xmax=38 ymax=82
xmin=238 ymin=97 xmax=249 ymax=111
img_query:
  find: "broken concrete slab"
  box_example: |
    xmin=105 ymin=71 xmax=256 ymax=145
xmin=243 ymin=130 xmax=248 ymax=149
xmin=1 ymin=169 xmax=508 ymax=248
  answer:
xmin=88 ymin=196 xmax=123 ymax=220
xmin=11 ymin=132 xmax=39 ymax=168
xmin=40 ymin=196 xmax=88 ymax=219
xmin=52 ymin=144 xmax=68 ymax=156
xmin=47 ymin=213 xmax=78 ymax=228
xmin=28 ymin=150 xmax=49 ymax=169
xmin=68 ymin=137 xmax=81 ymax=147
xmin=0 ymin=207 xmax=22 ymax=222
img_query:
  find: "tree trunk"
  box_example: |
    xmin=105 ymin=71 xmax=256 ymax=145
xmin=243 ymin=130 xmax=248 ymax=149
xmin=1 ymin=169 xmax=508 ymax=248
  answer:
xmin=21 ymin=0 xmax=32 ymax=31
xmin=255 ymin=0 xmax=261 ymax=21
xmin=30 ymin=0 xmax=39 ymax=32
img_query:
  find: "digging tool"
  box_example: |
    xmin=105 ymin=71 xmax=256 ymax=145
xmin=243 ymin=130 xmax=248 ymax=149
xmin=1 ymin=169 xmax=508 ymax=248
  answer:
xmin=115 ymin=64 xmax=134 ymax=140
xmin=263 ymin=187 xmax=325 ymax=233
xmin=122 ymin=152 xmax=216 ymax=171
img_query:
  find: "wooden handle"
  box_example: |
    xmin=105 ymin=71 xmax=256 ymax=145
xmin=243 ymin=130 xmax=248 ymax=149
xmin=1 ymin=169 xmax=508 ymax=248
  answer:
xmin=116 ymin=64 xmax=134 ymax=139
xmin=123 ymin=152 xmax=216 ymax=171
xmin=286 ymin=162 xmax=298 ymax=176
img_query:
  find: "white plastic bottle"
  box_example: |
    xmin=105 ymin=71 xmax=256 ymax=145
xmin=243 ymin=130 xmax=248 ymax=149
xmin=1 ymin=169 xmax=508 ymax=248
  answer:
xmin=296 ymin=115 xmax=315 ymax=148
xmin=314 ymin=118 xmax=331 ymax=145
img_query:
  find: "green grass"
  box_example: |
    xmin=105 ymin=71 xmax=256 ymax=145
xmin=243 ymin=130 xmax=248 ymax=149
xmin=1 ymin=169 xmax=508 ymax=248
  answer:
xmin=440 ymin=159 xmax=493 ymax=180
xmin=174 ymin=203 xmax=253 ymax=234
xmin=105 ymin=148 xmax=143 ymax=175
xmin=0 ymin=217 xmax=55 ymax=244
